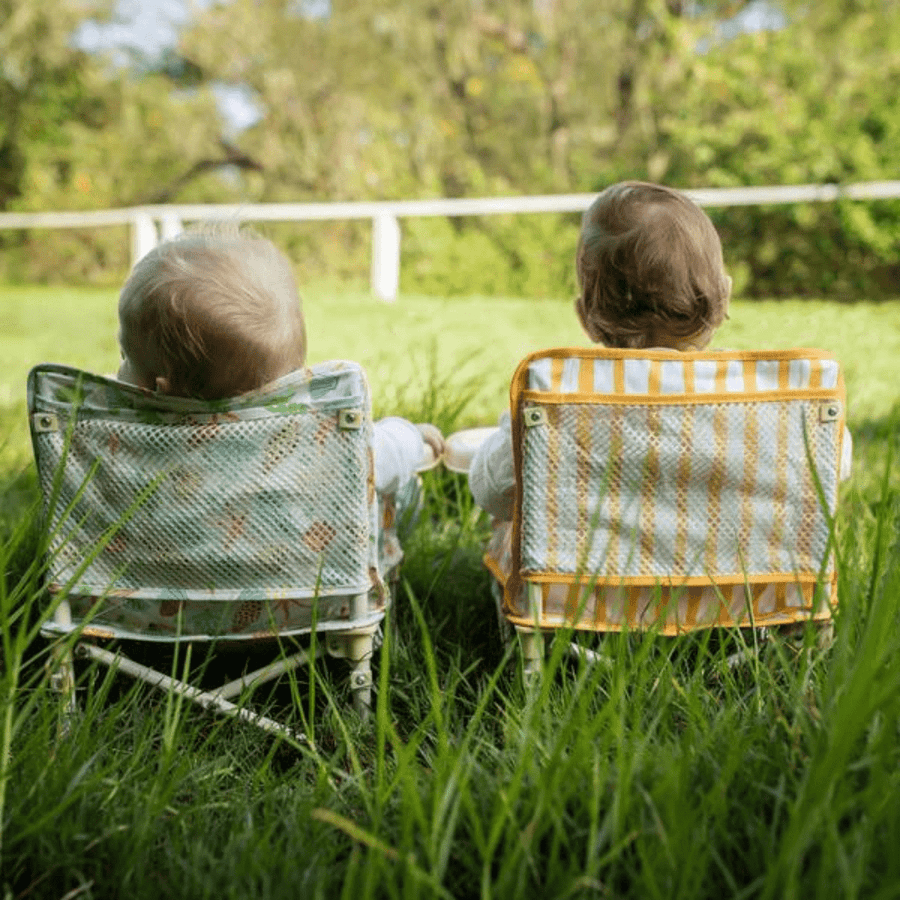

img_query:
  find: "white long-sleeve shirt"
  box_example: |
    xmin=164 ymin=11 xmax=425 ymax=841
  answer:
xmin=468 ymin=410 xmax=516 ymax=520
xmin=373 ymin=416 xmax=426 ymax=495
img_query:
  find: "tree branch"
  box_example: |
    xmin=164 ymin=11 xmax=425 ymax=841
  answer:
xmin=134 ymin=140 xmax=263 ymax=204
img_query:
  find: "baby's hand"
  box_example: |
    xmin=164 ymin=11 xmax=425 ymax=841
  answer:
xmin=416 ymin=423 xmax=445 ymax=470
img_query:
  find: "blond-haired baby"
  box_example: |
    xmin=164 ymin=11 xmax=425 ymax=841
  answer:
xmin=117 ymin=227 xmax=442 ymax=515
xmin=117 ymin=227 xmax=306 ymax=400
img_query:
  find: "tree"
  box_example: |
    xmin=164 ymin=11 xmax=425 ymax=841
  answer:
xmin=4 ymin=0 xmax=899 ymax=295
xmin=178 ymin=0 xmax=746 ymax=199
xmin=0 ymin=0 xmax=258 ymax=281
xmin=0 ymin=0 xmax=114 ymax=210
xmin=176 ymin=0 xmax=758 ymax=292
xmin=649 ymin=0 xmax=900 ymax=295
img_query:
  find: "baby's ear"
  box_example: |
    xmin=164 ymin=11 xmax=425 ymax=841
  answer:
xmin=155 ymin=375 xmax=172 ymax=394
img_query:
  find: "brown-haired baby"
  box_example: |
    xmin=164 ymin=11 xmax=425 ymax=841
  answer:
xmin=575 ymin=180 xmax=731 ymax=351
xmin=469 ymin=180 xmax=733 ymax=519
xmin=117 ymin=228 xmax=442 ymax=505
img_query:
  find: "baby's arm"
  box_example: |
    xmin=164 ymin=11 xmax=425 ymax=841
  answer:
xmin=468 ymin=411 xmax=516 ymax=521
xmin=373 ymin=417 xmax=443 ymax=495
xmin=417 ymin=423 xmax=445 ymax=469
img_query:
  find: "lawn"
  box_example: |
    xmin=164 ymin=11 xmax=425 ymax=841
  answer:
xmin=2 ymin=283 xmax=898 ymax=450
xmin=1 ymin=284 xmax=899 ymax=898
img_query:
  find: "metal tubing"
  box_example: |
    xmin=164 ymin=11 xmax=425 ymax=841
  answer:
xmin=214 ymin=648 xmax=317 ymax=700
xmin=77 ymin=644 xmax=309 ymax=744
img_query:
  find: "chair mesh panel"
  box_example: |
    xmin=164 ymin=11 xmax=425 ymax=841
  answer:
xmin=520 ymin=398 xmax=838 ymax=581
xmin=27 ymin=360 xmax=383 ymax=625
xmin=36 ymin=411 xmax=371 ymax=599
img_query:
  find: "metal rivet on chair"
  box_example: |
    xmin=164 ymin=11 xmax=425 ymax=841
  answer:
xmin=32 ymin=413 xmax=59 ymax=433
xmin=338 ymin=409 xmax=363 ymax=430
xmin=523 ymin=407 xmax=547 ymax=427
xmin=819 ymin=401 xmax=841 ymax=423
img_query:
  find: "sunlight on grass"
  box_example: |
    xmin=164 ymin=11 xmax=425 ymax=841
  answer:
xmin=4 ymin=285 xmax=897 ymax=502
xmin=1 ymin=280 xmax=899 ymax=897
xmin=3 ymin=284 xmax=897 ymax=426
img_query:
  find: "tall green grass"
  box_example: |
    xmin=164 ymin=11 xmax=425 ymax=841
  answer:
xmin=3 ymin=449 xmax=898 ymax=898
xmin=1 ymin=287 xmax=899 ymax=897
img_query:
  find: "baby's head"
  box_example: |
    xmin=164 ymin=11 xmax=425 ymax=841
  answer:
xmin=117 ymin=228 xmax=306 ymax=399
xmin=576 ymin=181 xmax=731 ymax=350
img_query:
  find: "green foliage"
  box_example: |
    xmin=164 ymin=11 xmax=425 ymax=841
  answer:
xmin=647 ymin=3 xmax=900 ymax=298
xmin=2 ymin=415 xmax=899 ymax=897
xmin=402 ymin=213 xmax=580 ymax=298
xmin=4 ymin=0 xmax=900 ymax=297
xmin=0 ymin=0 xmax=111 ymax=208
xmin=0 ymin=1 xmax=254 ymax=284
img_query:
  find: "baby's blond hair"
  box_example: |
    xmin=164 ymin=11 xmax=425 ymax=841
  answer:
xmin=576 ymin=181 xmax=729 ymax=349
xmin=118 ymin=227 xmax=306 ymax=399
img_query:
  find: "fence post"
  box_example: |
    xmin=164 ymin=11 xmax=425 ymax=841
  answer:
xmin=130 ymin=212 xmax=158 ymax=267
xmin=159 ymin=212 xmax=184 ymax=241
xmin=370 ymin=213 xmax=400 ymax=302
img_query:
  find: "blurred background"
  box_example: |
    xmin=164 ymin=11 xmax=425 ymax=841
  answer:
xmin=1 ymin=0 xmax=898 ymax=299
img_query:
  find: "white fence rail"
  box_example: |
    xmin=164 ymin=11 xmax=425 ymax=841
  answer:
xmin=1 ymin=181 xmax=898 ymax=301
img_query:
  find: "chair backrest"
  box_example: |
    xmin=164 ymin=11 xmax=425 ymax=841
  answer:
xmin=491 ymin=347 xmax=846 ymax=634
xmin=29 ymin=362 xmax=385 ymax=641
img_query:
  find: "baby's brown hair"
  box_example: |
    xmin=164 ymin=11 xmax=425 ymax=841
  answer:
xmin=118 ymin=227 xmax=307 ymax=400
xmin=576 ymin=181 xmax=730 ymax=349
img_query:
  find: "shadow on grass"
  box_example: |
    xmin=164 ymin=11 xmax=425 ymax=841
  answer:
xmin=847 ymin=399 xmax=900 ymax=491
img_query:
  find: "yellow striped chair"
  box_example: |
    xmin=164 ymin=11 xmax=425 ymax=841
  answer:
xmin=484 ymin=348 xmax=846 ymax=670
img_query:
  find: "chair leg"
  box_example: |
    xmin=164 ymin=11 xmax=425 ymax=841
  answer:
xmin=327 ymin=626 xmax=377 ymax=718
xmin=348 ymin=643 xmax=373 ymax=717
xmin=724 ymin=643 xmax=760 ymax=669
xmin=778 ymin=618 xmax=835 ymax=650
xmin=47 ymin=640 xmax=79 ymax=738
xmin=45 ymin=599 xmax=79 ymax=737
xmin=815 ymin=619 xmax=835 ymax=650
xmin=517 ymin=581 xmax=544 ymax=683
xmin=566 ymin=643 xmax=612 ymax=668
xmin=77 ymin=644 xmax=310 ymax=744
xmin=214 ymin=648 xmax=317 ymax=701
xmin=517 ymin=627 xmax=543 ymax=683
xmin=491 ymin=579 xmax=515 ymax=649
xmin=347 ymin=592 xmax=377 ymax=717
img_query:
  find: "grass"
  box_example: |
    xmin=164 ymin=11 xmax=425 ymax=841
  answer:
xmin=3 ymin=283 xmax=898 ymax=420
xmin=1 ymin=284 xmax=899 ymax=898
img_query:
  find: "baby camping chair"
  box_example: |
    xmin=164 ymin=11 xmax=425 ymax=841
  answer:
xmin=29 ymin=360 xmax=388 ymax=739
xmin=485 ymin=347 xmax=847 ymax=675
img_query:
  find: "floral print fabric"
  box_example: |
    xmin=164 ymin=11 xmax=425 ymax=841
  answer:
xmin=29 ymin=362 xmax=389 ymax=641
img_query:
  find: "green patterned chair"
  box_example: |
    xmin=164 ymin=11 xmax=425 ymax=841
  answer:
xmin=29 ymin=361 xmax=389 ymax=735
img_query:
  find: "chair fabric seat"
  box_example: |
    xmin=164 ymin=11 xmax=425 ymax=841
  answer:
xmin=487 ymin=347 xmax=846 ymax=635
xmin=29 ymin=361 xmax=386 ymax=641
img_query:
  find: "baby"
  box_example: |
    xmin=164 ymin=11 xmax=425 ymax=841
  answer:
xmin=470 ymin=180 xmax=853 ymax=518
xmin=117 ymin=228 xmax=307 ymax=400
xmin=117 ymin=227 xmax=442 ymax=507
xmin=469 ymin=180 xmax=732 ymax=519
